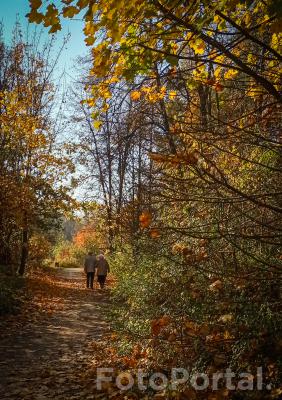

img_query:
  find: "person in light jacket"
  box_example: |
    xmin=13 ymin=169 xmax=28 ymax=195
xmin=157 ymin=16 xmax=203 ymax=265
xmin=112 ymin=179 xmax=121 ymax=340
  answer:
xmin=96 ymin=253 xmax=110 ymax=289
xmin=84 ymin=251 xmax=97 ymax=289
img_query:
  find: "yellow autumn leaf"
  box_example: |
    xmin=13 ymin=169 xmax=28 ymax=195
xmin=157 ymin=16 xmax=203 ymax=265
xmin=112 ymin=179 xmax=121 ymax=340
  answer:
xmin=271 ymin=33 xmax=280 ymax=50
xmin=87 ymin=98 xmax=95 ymax=107
xmin=101 ymin=103 xmax=110 ymax=112
xmin=85 ymin=36 xmax=95 ymax=46
xmin=49 ymin=23 xmax=61 ymax=33
xmin=141 ymin=86 xmax=151 ymax=94
xmin=130 ymin=91 xmax=141 ymax=101
xmin=27 ymin=9 xmax=44 ymax=24
xmin=224 ymin=69 xmax=238 ymax=79
xmin=214 ymin=54 xmax=225 ymax=64
xmin=43 ymin=4 xmax=59 ymax=27
xmin=63 ymin=6 xmax=79 ymax=18
xmin=196 ymin=42 xmax=205 ymax=54
xmin=190 ymin=39 xmax=206 ymax=55
xmin=169 ymin=91 xmax=177 ymax=100
xmin=213 ymin=14 xmax=221 ymax=24
xmin=91 ymin=3 xmax=99 ymax=14
xmin=84 ymin=21 xmax=96 ymax=36
xmin=107 ymin=76 xmax=120 ymax=84
xmin=214 ymin=68 xmax=222 ymax=79
xmin=45 ymin=4 xmax=58 ymax=19
xmin=93 ymin=120 xmax=103 ymax=130
xmin=102 ymin=90 xmax=111 ymax=100
xmin=147 ymin=92 xmax=159 ymax=102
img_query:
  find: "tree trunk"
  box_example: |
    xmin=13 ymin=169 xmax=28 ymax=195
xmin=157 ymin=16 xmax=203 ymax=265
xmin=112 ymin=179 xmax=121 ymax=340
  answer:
xmin=18 ymin=227 xmax=28 ymax=275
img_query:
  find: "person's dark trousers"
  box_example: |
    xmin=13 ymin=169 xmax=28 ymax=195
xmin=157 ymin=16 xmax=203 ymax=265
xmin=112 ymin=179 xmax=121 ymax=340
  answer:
xmin=97 ymin=275 xmax=106 ymax=288
xmin=87 ymin=272 xmax=95 ymax=289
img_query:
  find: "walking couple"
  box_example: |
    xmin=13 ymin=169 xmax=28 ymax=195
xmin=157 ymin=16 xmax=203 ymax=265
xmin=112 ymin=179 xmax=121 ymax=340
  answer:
xmin=84 ymin=251 xmax=110 ymax=289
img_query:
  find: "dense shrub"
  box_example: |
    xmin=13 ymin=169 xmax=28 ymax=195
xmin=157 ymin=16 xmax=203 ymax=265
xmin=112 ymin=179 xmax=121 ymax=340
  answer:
xmin=0 ymin=268 xmax=25 ymax=315
xmin=110 ymin=241 xmax=282 ymax=396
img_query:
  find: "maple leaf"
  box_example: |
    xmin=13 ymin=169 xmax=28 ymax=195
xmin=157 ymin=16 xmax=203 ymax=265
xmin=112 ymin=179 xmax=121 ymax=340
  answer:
xmin=27 ymin=9 xmax=44 ymax=24
xmin=63 ymin=6 xmax=79 ymax=18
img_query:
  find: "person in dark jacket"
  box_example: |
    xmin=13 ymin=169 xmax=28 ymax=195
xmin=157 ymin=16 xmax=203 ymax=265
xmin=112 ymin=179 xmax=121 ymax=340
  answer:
xmin=84 ymin=251 xmax=97 ymax=289
xmin=96 ymin=253 xmax=110 ymax=289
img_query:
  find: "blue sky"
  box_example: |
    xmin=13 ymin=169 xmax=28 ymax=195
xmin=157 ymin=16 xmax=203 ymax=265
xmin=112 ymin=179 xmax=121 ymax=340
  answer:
xmin=1 ymin=0 xmax=88 ymax=82
xmin=1 ymin=0 xmax=91 ymax=200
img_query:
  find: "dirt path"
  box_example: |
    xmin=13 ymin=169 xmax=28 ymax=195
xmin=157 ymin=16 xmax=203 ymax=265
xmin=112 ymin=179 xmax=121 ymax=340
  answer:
xmin=0 ymin=268 xmax=111 ymax=400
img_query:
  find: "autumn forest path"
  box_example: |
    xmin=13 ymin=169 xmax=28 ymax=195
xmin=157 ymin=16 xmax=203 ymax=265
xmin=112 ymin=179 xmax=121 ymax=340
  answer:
xmin=0 ymin=268 xmax=111 ymax=400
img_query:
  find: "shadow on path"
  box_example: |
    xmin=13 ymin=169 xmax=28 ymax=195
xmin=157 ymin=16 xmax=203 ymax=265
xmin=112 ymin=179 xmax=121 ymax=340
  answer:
xmin=0 ymin=268 xmax=111 ymax=399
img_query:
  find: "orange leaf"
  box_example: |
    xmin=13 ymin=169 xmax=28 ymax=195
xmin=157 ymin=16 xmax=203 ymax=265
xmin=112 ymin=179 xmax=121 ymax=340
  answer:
xmin=130 ymin=91 xmax=141 ymax=101
xmin=139 ymin=211 xmax=152 ymax=229
xmin=158 ymin=315 xmax=171 ymax=327
xmin=209 ymin=279 xmax=223 ymax=291
xmin=150 ymin=228 xmax=160 ymax=238
xmin=214 ymin=82 xmax=224 ymax=92
xmin=151 ymin=319 xmax=162 ymax=336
